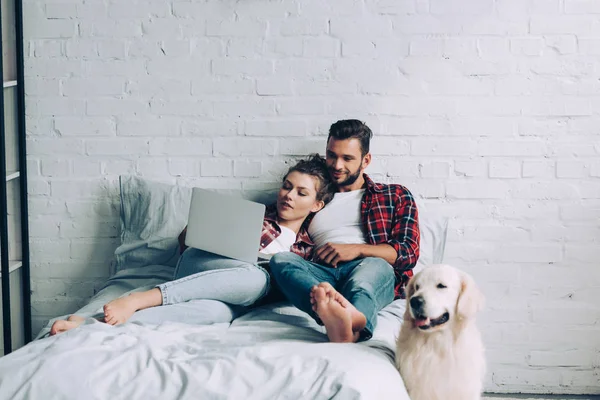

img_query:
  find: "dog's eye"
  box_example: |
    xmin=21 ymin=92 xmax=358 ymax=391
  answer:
xmin=437 ymin=283 xmax=447 ymax=289
xmin=415 ymin=284 xmax=420 ymax=291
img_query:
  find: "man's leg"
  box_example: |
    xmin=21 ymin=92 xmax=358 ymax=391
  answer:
xmin=269 ymin=252 xmax=335 ymax=318
xmin=338 ymin=257 xmax=396 ymax=340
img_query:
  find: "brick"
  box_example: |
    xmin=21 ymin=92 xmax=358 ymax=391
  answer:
xmin=62 ymin=78 xmax=126 ymax=97
xmin=71 ymin=158 xmax=102 ymax=177
xmin=201 ymin=159 xmax=233 ymax=177
xmin=420 ymin=162 xmax=451 ymax=178
xmin=214 ymin=138 xmax=277 ymax=157
xmin=54 ymin=118 xmax=115 ymax=137
xmin=108 ymin=3 xmax=170 ymax=18
xmin=256 ymin=79 xmax=294 ymax=96
xmin=489 ymin=160 xmax=521 ymax=178
xmin=556 ymin=161 xmax=587 ymax=178
xmin=370 ymin=137 xmax=409 ymax=156
xmin=530 ymin=16 xmax=597 ymax=35
xmin=192 ymin=78 xmax=255 ymax=96
xmin=303 ymin=37 xmax=341 ymax=58
xmin=149 ymin=99 xmax=212 ymax=117
xmin=510 ymin=37 xmax=545 ymax=56
xmin=206 ymin=19 xmax=267 ymax=37
xmin=244 ymin=120 xmax=307 ymax=137
xmin=86 ymin=138 xmax=150 ymax=156
xmin=386 ymin=160 xmax=420 ymax=178
xmin=28 ymin=138 xmax=85 ymax=155
xmin=265 ymin=37 xmax=304 ymax=57
xmin=522 ymin=160 xmax=554 ymax=178
xmin=545 ymin=35 xmax=577 ymax=55
xmin=447 ymin=181 xmax=510 ymax=199
xmin=181 ymin=121 xmax=239 ymax=137
xmin=135 ymin=158 xmax=171 ymax=177
xmin=411 ymin=139 xmax=477 ymax=156
xmin=455 ymin=160 xmax=487 ymax=177
xmin=330 ymin=17 xmax=393 ymax=38
xmin=279 ymin=139 xmax=323 ymax=155
xmin=213 ymin=100 xmax=276 ymax=118
xmin=168 ymin=159 xmax=199 ymax=177
xmin=276 ymin=99 xmax=327 ymax=116
xmin=565 ymin=0 xmax=600 ymax=13
xmin=233 ymin=161 xmax=262 ymax=177
xmin=578 ymin=38 xmax=600 ymax=56
xmin=430 ymin=0 xmax=494 ymax=15
xmin=117 ymin=118 xmax=180 ymax=137
xmin=148 ymin=139 xmax=212 ymax=156
xmin=275 ymin=18 xmax=328 ymax=36
xmin=41 ymin=159 xmax=70 ymax=177
xmin=88 ymin=100 xmax=149 ymax=117
xmin=478 ymin=140 xmax=547 ymax=157
xmin=33 ymin=40 xmax=63 ymax=58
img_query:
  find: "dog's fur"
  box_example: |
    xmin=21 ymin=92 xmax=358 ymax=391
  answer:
xmin=395 ymin=264 xmax=485 ymax=400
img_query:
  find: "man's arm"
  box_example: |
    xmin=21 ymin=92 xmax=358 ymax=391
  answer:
xmin=314 ymin=243 xmax=396 ymax=267
xmin=386 ymin=188 xmax=420 ymax=271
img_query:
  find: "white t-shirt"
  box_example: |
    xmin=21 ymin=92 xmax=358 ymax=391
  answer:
xmin=259 ymin=225 xmax=297 ymax=257
xmin=308 ymin=189 xmax=366 ymax=248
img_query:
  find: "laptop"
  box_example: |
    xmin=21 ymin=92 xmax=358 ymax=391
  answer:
xmin=184 ymin=188 xmax=266 ymax=264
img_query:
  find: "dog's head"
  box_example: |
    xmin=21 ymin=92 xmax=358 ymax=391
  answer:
xmin=404 ymin=264 xmax=484 ymax=332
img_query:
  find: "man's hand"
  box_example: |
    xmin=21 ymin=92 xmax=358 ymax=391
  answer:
xmin=315 ymin=243 xmax=362 ymax=268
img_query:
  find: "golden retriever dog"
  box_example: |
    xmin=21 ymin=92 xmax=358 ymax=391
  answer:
xmin=395 ymin=264 xmax=485 ymax=400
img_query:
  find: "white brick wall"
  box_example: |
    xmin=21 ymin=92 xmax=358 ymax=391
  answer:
xmin=23 ymin=0 xmax=600 ymax=394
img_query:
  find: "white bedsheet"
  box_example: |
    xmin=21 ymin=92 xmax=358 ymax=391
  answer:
xmin=0 ymin=266 xmax=410 ymax=400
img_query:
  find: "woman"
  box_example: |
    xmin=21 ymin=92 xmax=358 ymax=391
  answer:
xmin=50 ymin=154 xmax=333 ymax=335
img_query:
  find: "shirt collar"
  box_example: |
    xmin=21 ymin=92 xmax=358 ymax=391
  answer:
xmin=363 ymin=173 xmax=383 ymax=193
xmin=265 ymin=204 xmax=314 ymax=246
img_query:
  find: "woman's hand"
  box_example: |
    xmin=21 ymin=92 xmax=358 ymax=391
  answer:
xmin=178 ymin=226 xmax=188 ymax=254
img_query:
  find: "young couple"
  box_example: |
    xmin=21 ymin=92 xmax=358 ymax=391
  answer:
xmin=51 ymin=119 xmax=420 ymax=343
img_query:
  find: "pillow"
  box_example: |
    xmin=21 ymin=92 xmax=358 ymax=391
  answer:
xmin=113 ymin=175 xmax=448 ymax=273
xmin=114 ymin=176 xmax=192 ymax=272
xmin=413 ymin=213 xmax=448 ymax=274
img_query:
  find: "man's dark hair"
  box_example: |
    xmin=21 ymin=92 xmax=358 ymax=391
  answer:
xmin=283 ymin=154 xmax=334 ymax=205
xmin=327 ymin=119 xmax=373 ymax=157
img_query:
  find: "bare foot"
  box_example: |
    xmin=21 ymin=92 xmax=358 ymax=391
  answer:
xmin=103 ymin=288 xmax=162 ymax=325
xmin=313 ymin=286 xmax=366 ymax=343
xmin=311 ymin=282 xmax=366 ymax=333
xmin=50 ymin=315 xmax=86 ymax=336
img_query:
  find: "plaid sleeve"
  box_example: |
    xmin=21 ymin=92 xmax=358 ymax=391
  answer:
xmin=387 ymin=187 xmax=420 ymax=273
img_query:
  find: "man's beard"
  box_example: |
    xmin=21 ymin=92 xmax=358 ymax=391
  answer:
xmin=331 ymin=163 xmax=362 ymax=188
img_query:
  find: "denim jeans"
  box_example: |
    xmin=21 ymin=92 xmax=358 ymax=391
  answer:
xmin=156 ymin=248 xmax=270 ymax=307
xmin=269 ymin=252 xmax=395 ymax=340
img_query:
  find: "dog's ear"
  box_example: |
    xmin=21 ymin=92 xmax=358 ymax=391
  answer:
xmin=457 ymin=271 xmax=484 ymax=320
xmin=403 ymin=278 xmax=416 ymax=319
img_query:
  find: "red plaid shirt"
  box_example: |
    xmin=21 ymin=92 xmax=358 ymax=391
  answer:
xmin=261 ymin=204 xmax=315 ymax=260
xmin=361 ymin=174 xmax=420 ymax=299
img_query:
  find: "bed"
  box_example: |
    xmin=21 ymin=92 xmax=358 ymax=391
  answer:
xmin=0 ymin=176 xmax=448 ymax=400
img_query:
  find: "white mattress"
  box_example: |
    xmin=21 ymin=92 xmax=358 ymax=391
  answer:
xmin=0 ymin=265 xmax=410 ymax=400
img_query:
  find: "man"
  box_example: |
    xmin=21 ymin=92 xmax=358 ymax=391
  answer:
xmin=270 ymin=119 xmax=420 ymax=343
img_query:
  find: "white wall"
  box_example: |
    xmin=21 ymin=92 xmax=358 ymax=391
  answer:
xmin=23 ymin=0 xmax=599 ymax=394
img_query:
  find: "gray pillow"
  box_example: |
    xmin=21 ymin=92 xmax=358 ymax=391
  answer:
xmin=114 ymin=176 xmax=192 ymax=272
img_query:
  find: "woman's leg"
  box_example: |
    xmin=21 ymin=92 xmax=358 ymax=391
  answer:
xmin=103 ymin=248 xmax=270 ymax=324
xmin=159 ymin=248 xmax=270 ymax=306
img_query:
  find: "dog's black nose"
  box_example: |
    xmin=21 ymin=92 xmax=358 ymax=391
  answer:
xmin=410 ymin=296 xmax=425 ymax=310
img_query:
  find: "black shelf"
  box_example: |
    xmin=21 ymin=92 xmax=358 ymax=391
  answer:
xmin=1 ymin=0 xmax=31 ymax=355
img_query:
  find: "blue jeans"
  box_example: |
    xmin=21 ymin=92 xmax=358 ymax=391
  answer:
xmin=156 ymin=248 xmax=270 ymax=307
xmin=269 ymin=252 xmax=395 ymax=340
